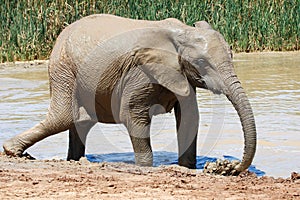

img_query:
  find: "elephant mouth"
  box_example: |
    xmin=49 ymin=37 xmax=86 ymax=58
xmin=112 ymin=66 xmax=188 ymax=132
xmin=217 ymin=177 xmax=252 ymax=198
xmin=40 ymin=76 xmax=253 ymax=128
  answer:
xmin=201 ymin=76 xmax=224 ymax=95
xmin=196 ymin=77 xmax=208 ymax=90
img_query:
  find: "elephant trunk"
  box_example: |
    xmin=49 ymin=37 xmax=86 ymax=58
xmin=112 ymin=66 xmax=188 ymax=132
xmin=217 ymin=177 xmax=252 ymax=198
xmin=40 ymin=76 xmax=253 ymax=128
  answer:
xmin=222 ymin=64 xmax=257 ymax=172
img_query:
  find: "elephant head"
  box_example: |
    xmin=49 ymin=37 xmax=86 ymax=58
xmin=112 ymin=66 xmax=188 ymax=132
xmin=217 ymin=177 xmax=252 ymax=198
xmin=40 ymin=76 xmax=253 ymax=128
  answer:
xmin=175 ymin=21 xmax=256 ymax=172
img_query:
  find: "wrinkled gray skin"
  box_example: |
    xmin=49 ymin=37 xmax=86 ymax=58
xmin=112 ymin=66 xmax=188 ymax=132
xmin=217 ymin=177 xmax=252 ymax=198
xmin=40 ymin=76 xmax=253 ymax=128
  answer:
xmin=3 ymin=14 xmax=256 ymax=171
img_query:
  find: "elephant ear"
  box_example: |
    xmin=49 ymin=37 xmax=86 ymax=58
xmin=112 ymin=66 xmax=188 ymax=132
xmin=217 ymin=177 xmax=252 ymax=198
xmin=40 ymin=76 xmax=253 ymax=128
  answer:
xmin=133 ymin=48 xmax=190 ymax=96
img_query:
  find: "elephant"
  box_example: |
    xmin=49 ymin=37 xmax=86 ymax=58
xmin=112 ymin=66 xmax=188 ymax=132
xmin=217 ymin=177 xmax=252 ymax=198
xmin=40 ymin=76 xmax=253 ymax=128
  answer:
xmin=3 ymin=14 xmax=256 ymax=172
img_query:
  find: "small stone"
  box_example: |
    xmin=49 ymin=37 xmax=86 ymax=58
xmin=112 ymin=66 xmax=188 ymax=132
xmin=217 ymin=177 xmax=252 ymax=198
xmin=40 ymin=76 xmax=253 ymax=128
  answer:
xmin=32 ymin=181 xmax=39 ymax=185
xmin=79 ymin=157 xmax=90 ymax=165
xmin=204 ymin=162 xmax=210 ymax=168
xmin=231 ymin=170 xmax=237 ymax=175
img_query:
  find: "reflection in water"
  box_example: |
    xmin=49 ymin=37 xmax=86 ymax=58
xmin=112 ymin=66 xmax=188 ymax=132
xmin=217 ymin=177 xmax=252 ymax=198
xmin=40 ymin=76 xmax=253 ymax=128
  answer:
xmin=0 ymin=52 xmax=299 ymax=177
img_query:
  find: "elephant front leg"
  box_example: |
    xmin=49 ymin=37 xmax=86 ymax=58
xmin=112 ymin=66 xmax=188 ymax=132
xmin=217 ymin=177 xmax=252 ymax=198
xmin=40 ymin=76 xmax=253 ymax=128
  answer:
xmin=174 ymin=90 xmax=199 ymax=169
xmin=125 ymin=121 xmax=153 ymax=166
xmin=119 ymin=89 xmax=153 ymax=167
xmin=130 ymin=133 xmax=153 ymax=167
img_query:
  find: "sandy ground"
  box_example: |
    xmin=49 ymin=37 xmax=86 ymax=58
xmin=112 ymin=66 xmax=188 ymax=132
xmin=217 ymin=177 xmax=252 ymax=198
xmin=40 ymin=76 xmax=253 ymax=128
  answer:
xmin=0 ymin=153 xmax=299 ymax=200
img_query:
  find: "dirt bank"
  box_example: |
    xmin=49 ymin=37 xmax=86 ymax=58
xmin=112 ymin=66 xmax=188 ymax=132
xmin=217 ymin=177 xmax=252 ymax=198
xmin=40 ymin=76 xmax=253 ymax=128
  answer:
xmin=0 ymin=153 xmax=299 ymax=199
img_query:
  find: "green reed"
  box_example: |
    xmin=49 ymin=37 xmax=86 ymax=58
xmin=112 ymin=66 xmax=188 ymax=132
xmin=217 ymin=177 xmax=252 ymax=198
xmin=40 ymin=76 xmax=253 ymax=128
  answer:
xmin=0 ymin=0 xmax=299 ymax=62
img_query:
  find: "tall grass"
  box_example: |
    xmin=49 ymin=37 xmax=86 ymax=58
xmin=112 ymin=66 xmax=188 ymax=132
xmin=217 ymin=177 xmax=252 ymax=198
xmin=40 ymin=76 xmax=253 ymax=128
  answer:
xmin=0 ymin=0 xmax=299 ymax=62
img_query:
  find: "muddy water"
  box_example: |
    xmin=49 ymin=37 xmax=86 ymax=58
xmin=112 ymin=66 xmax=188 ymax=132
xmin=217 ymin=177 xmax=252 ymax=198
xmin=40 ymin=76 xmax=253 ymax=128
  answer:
xmin=0 ymin=52 xmax=299 ymax=178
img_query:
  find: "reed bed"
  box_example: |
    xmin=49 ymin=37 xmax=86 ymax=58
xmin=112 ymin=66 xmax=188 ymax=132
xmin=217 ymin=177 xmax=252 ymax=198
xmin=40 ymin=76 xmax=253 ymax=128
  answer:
xmin=0 ymin=0 xmax=299 ymax=62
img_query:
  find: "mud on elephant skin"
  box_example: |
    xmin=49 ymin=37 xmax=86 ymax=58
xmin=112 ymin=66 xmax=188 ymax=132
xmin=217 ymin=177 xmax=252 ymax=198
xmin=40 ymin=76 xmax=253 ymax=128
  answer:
xmin=3 ymin=14 xmax=256 ymax=173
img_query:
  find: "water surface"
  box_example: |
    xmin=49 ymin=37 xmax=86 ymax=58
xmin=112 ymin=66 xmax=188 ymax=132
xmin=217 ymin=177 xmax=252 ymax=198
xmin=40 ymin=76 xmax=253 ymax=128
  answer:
xmin=0 ymin=52 xmax=299 ymax=177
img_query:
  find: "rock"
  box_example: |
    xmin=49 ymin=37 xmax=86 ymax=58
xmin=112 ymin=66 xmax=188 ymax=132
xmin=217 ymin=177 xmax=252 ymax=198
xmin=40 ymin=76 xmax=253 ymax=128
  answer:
xmin=203 ymin=159 xmax=241 ymax=176
xmin=291 ymin=172 xmax=300 ymax=180
xmin=79 ymin=157 xmax=90 ymax=165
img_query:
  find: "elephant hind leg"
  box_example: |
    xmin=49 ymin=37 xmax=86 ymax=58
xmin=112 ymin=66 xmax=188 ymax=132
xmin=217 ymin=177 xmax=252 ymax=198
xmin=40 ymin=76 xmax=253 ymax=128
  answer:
xmin=3 ymin=121 xmax=70 ymax=158
xmin=3 ymin=90 xmax=74 ymax=157
xmin=3 ymin=107 xmax=74 ymax=157
xmin=67 ymin=120 xmax=96 ymax=161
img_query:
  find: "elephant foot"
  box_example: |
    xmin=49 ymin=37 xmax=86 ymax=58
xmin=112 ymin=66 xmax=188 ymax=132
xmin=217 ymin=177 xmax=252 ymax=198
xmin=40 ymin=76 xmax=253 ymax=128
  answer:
xmin=178 ymin=155 xmax=196 ymax=169
xmin=134 ymin=152 xmax=153 ymax=167
xmin=20 ymin=152 xmax=36 ymax=160
xmin=178 ymin=161 xmax=196 ymax=169
xmin=67 ymin=153 xmax=85 ymax=161
xmin=3 ymin=138 xmax=26 ymax=157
